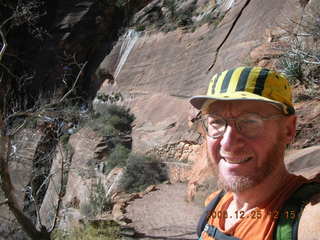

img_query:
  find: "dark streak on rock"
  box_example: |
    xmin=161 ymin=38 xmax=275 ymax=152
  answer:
xmin=207 ymin=0 xmax=253 ymax=72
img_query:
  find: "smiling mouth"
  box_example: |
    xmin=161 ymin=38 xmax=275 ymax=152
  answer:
xmin=222 ymin=156 xmax=253 ymax=164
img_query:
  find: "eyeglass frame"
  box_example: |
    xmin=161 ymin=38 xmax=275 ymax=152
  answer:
xmin=200 ymin=112 xmax=285 ymax=139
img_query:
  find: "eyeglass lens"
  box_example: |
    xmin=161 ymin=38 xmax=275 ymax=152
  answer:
xmin=203 ymin=114 xmax=265 ymax=138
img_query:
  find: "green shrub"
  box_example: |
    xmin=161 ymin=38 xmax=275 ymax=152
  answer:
xmin=94 ymin=105 xmax=134 ymax=133
xmin=81 ymin=179 xmax=110 ymax=218
xmin=277 ymin=6 xmax=320 ymax=92
xmin=194 ymin=9 xmax=225 ymax=29
xmin=104 ymin=105 xmax=135 ymax=130
xmin=161 ymin=24 xmax=177 ymax=33
xmin=60 ymin=134 xmax=70 ymax=146
xmin=100 ymin=124 xmax=118 ymax=137
xmin=200 ymin=11 xmax=218 ymax=25
xmin=176 ymin=1 xmax=196 ymax=27
xmin=85 ymin=104 xmax=134 ymax=153
xmin=177 ymin=11 xmax=193 ymax=27
xmin=96 ymin=92 xmax=123 ymax=104
xmin=104 ymin=144 xmax=130 ymax=174
xmin=278 ymin=57 xmax=304 ymax=85
xmin=86 ymin=104 xmax=134 ymax=137
xmin=163 ymin=0 xmax=176 ymax=20
xmin=121 ymin=154 xmax=167 ymax=193
xmin=115 ymin=0 xmax=127 ymax=8
xmin=52 ymin=221 xmax=120 ymax=240
xmin=135 ymin=24 xmax=145 ymax=32
xmin=154 ymin=18 xmax=166 ymax=29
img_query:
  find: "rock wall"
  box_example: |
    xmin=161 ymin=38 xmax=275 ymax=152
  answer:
xmin=148 ymin=140 xmax=201 ymax=163
xmin=97 ymin=0 xmax=307 ymax=154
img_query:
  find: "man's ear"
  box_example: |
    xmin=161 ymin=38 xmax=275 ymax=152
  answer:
xmin=283 ymin=115 xmax=297 ymax=144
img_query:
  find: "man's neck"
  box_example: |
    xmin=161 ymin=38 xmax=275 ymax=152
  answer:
xmin=223 ymin=170 xmax=293 ymax=230
xmin=231 ymin=170 xmax=292 ymax=211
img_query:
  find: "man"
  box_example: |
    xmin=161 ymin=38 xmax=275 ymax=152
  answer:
xmin=189 ymin=67 xmax=320 ymax=240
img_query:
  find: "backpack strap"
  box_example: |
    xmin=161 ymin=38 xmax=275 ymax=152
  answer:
xmin=197 ymin=190 xmax=225 ymax=237
xmin=201 ymin=224 xmax=240 ymax=240
xmin=274 ymin=182 xmax=320 ymax=240
xmin=196 ymin=190 xmax=240 ymax=240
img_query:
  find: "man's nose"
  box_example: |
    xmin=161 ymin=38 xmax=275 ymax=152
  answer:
xmin=219 ymin=124 xmax=245 ymax=151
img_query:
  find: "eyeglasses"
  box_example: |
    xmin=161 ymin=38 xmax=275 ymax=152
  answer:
xmin=201 ymin=113 xmax=284 ymax=139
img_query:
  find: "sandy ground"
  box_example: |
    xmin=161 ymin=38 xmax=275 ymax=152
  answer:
xmin=125 ymin=183 xmax=203 ymax=240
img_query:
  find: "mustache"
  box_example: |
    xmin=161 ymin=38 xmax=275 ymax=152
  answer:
xmin=219 ymin=149 xmax=253 ymax=157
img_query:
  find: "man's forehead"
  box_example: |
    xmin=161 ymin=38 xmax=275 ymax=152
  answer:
xmin=207 ymin=100 xmax=282 ymax=115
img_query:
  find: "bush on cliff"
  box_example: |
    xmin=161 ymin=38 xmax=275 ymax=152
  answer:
xmin=53 ymin=220 xmax=120 ymax=240
xmin=87 ymin=104 xmax=167 ymax=193
xmin=87 ymin=104 xmax=135 ymax=136
xmin=86 ymin=104 xmax=134 ymax=150
xmin=121 ymin=154 xmax=167 ymax=193
xmin=277 ymin=4 xmax=320 ymax=100
xmin=104 ymin=144 xmax=130 ymax=174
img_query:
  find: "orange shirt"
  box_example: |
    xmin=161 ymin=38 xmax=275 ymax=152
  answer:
xmin=200 ymin=175 xmax=308 ymax=240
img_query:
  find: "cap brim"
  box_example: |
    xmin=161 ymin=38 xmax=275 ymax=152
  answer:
xmin=189 ymin=91 xmax=287 ymax=114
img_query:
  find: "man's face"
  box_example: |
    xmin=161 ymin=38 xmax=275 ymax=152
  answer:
xmin=205 ymin=100 xmax=296 ymax=193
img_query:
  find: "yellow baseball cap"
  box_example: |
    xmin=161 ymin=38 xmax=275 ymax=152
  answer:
xmin=190 ymin=66 xmax=295 ymax=115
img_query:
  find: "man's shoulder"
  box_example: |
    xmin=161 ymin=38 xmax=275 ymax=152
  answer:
xmin=298 ymin=193 xmax=320 ymax=239
xmin=204 ymin=190 xmax=233 ymax=207
xmin=204 ymin=191 xmax=220 ymax=206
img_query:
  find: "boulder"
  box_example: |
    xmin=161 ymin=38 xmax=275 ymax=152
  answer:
xmin=39 ymin=128 xmax=102 ymax=228
xmin=286 ymin=145 xmax=320 ymax=179
xmin=39 ymin=127 xmax=130 ymax=229
xmin=9 ymin=128 xmax=43 ymax=208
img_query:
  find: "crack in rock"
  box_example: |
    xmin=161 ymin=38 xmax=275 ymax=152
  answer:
xmin=208 ymin=0 xmax=253 ymax=72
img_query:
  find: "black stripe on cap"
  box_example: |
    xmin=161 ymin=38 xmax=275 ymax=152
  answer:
xmin=236 ymin=67 xmax=251 ymax=91
xmin=220 ymin=69 xmax=235 ymax=93
xmin=211 ymin=72 xmax=221 ymax=94
xmin=253 ymin=68 xmax=270 ymax=95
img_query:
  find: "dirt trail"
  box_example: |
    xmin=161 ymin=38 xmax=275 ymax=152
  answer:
xmin=125 ymin=183 xmax=203 ymax=240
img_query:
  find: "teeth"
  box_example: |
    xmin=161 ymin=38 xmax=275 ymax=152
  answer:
xmin=223 ymin=157 xmax=251 ymax=164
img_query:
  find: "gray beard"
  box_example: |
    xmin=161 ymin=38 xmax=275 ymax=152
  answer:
xmin=217 ymin=172 xmax=271 ymax=193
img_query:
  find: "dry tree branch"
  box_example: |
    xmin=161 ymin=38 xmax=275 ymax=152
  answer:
xmin=48 ymin=143 xmax=66 ymax=233
xmin=9 ymin=119 xmax=27 ymax=136
xmin=59 ymin=61 xmax=87 ymax=103
xmin=4 ymin=59 xmax=87 ymax=133
xmin=0 ymin=199 xmax=8 ymax=206
xmin=302 ymin=60 xmax=320 ymax=65
xmin=0 ymin=7 xmax=88 ymax=239
xmin=0 ymin=29 xmax=8 ymax=63
xmin=0 ymin=15 xmax=16 ymax=62
xmin=30 ymin=189 xmax=43 ymax=230
xmin=0 ymin=62 xmax=19 ymax=78
xmin=35 ymin=172 xmax=56 ymax=198
xmin=284 ymin=47 xmax=320 ymax=65
xmin=0 ymin=43 xmax=86 ymax=238
xmin=0 ymin=17 xmax=12 ymax=62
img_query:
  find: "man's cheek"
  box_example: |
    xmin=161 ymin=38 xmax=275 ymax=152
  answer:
xmin=207 ymin=140 xmax=220 ymax=164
